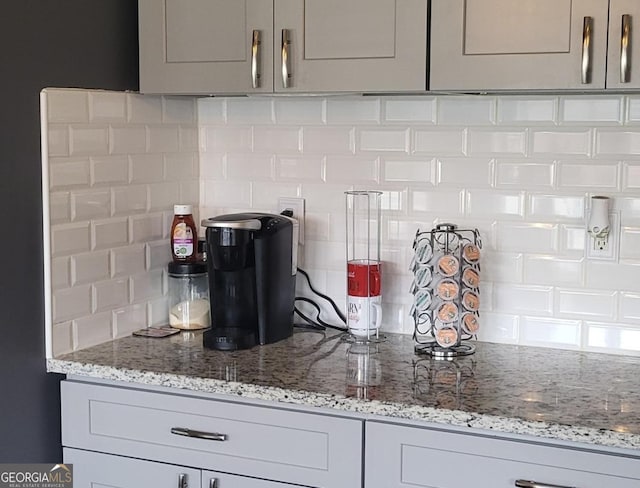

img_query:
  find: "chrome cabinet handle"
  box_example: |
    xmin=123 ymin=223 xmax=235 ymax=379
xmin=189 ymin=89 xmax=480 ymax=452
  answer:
xmin=171 ymin=427 xmax=227 ymax=442
xmin=621 ymin=14 xmax=632 ymax=83
xmin=178 ymin=473 xmax=188 ymax=488
xmin=581 ymin=16 xmax=593 ymax=84
xmin=251 ymin=30 xmax=261 ymax=89
xmin=281 ymin=28 xmax=292 ymax=88
xmin=515 ymin=480 xmax=577 ymax=488
xmin=209 ymin=478 xmax=218 ymax=488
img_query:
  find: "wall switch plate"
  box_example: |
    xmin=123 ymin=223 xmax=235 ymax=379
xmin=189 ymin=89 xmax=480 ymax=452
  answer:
xmin=586 ymin=211 xmax=619 ymax=261
xmin=278 ymin=197 xmax=305 ymax=245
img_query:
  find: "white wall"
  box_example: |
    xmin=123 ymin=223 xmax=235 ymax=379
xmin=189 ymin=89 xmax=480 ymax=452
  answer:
xmin=198 ymin=94 xmax=640 ymax=355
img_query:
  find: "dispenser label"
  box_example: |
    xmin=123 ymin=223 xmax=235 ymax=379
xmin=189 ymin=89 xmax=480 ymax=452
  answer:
xmin=173 ymin=223 xmax=194 ymax=257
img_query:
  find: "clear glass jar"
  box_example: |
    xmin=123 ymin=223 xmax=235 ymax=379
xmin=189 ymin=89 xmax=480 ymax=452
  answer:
xmin=167 ymin=261 xmax=210 ymax=330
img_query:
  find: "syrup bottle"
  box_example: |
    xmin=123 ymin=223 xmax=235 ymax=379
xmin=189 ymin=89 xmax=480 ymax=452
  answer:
xmin=171 ymin=204 xmax=197 ymax=263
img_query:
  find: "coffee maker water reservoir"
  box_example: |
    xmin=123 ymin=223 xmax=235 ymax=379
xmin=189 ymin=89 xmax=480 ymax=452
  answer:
xmin=201 ymin=213 xmax=298 ymax=350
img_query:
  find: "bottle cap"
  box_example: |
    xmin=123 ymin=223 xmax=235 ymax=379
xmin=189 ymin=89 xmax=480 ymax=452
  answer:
xmin=174 ymin=204 xmax=193 ymax=215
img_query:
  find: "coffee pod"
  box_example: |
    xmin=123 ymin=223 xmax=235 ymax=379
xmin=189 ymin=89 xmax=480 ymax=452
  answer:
xmin=414 ymin=289 xmax=432 ymax=312
xmin=415 ymin=265 xmax=433 ymax=288
xmin=415 ymin=238 xmax=433 ymax=264
xmin=436 ymin=255 xmax=460 ymax=277
xmin=436 ymin=301 xmax=459 ymax=323
xmin=462 ymin=290 xmax=480 ymax=312
xmin=436 ymin=278 xmax=459 ymax=301
xmin=462 ymin=267 xmax=480 ymax=289
xmin=461 ymin=312 xmax=480 ymax=334
xmin=435 ymin=326 xmax=459 ymax=348
xmin=462 ymin=243 xmax=481 ymax=264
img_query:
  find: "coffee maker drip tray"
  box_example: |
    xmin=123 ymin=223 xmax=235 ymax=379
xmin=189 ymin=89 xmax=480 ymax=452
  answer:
xmin=203 ymin=328 xmax=256 ymax=351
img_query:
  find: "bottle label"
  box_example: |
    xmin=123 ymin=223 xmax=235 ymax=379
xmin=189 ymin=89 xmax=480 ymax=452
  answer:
xmin=173 ymin=222 xmax=194 ymax=257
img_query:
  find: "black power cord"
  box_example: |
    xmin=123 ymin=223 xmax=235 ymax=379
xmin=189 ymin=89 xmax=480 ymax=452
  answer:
xmin=294 ymin=267 xmax=347 ymax=332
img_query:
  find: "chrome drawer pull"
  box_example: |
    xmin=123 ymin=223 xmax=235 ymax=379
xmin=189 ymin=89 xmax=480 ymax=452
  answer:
xmin=581 ymin=16 xmax=593 ymax=84
xmin=515 ymin=480 xmax=577 ymax=488
xmin=178 ymin=473 xmax=188 ymax=488
xmin=171 ymin=427 xmax=227 ymax=442
xmin=281 ymin=28 xmax=292 ymax=88
xmin=251 ymin=30 xmax=261 ymax=88
xmin=209 ymin=478 xmax=218 ymax=488
xmin=621 ymin=14 xmax=632 ymax=83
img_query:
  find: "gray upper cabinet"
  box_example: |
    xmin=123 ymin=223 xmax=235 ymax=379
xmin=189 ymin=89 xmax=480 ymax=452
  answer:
xmin=139 ymin=0 xmax=428 ymax=95
xmin=431 ymin=0 xmax=640 ymax=91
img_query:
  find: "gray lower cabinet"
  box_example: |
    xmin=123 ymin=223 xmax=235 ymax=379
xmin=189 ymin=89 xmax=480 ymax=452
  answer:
xmin=64 ymin=448 xmax=297 ymax=487
xmin=365 ymin=421 xmax=640 ymax=488
xmin=138 ymin=0 xmax=427 ymax=94
xmin=61 ymin=380 xmax=362 ymax=488
xmin=430 ymin=0 xmax=640 ymax=91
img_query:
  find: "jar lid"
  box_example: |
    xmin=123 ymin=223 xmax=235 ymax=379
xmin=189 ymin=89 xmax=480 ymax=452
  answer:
xmin=174 ymin=204 xmax=193 ymax=215
xmin=168 ymin=261 xmax=207 ymax=275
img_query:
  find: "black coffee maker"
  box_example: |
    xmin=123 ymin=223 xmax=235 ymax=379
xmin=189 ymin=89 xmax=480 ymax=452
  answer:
xmin=201 ymin=213 xmax=298 ymax=350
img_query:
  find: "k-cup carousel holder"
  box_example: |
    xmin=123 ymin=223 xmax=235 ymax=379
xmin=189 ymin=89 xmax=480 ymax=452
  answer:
xmin=409 ymin=223 xmax=482 ymax=359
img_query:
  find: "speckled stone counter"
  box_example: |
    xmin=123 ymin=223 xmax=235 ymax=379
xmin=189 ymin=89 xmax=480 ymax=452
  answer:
xmin=48 ymin=329 xmax=640 ymax=452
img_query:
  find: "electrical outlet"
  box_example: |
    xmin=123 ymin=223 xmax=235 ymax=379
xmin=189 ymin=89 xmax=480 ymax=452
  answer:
xmin=586 ymin=211 xmax=619 ymax=261
xmin=278 ymin=197 xmax=305 ymax=245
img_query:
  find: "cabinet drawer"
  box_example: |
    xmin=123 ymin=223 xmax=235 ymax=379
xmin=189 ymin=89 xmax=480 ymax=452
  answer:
xmin=61 ymin=381 xmax=362 ymax=487
xmin=366 ymin=421 xmax=640 ymax=488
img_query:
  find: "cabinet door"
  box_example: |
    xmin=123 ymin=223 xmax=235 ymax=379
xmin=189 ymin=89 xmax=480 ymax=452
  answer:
xmin=365 ymin=421 xmax=640 ymax=488
xmin=139 ymin=0 xmax=274 ymax=94
xmin=430 ymin=0 xmax=609 ymax=91
xmin=64 ymin=448 xmax=200 ymax=488
xmin=606 ymin=0 xmax=640 ymax=89
xmin=273 ymin=0 xmax=427 ymax=93
xmin=202 ymin=470 xmax=305 ymax=488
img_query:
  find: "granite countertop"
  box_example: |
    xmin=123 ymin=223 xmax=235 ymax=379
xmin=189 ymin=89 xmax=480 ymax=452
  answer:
xmin=48 ymin=329 xmax=640 ymax=452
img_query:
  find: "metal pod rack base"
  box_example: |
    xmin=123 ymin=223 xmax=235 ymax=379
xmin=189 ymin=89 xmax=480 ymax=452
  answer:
xmin=410 ymin=223 xmax=482 ymax=359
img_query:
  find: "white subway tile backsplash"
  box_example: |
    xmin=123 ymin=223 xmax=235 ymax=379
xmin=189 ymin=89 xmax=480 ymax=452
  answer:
xmin=560 ymin=97 xmax=623 ymax=124
xmin=410 ymin=189 xmax=465 ymax=216
xmin=147 ymin=125 xmax=180 ymax=153
xmin=301 ymin=183 xmax=350 ymax=211
xmin=493 ymin=284 xmax=553 ymax=315
xmin=92 ymin=218 xmax=129 ymax=250
xmin=303 ymin=127 xmax=353 ymax=154
xmin=620 ymin=226 xmax=640 ymax=259
xmin=93 ymin=278 xmax=129 ymax=313
xmin=48 ymin=126 xmax=69 ymax=156
xmin=622 ymin=162 xmax=640 ymax=189
xmin=226 ymin=154 xmax=274 ymax=181
xmin=149 ymin=182 xmax=181 ymax=211
xmin=130 ymin=213 xmax=164 ymax=243
xmin=526 ymin=194 xmax=585 ymax=221
xmin=227 ymin=98 xmax=273 ymax=124
xmin=519 ymin=316 xmax=581 ymax=348
xmin=531 ymin=129 xmax=592 ymax=156
xmin=49 ymin=158 xmax=91 ymax=189
xmin=557 ymin=289 xmax=617 ymax=319
xmin=112 ymin=185 xmax=148 ymax=215
xmin=202 ymin=180 xmax=252 ymax=208
xmin=72 ymin=189 xmax=111 ymax=221
xmin=596 ymin=129 xmax=640 ymax=156
xmin=179 ymin=127 xmax=199 ymax=151
xmin=383 ymin=158 xmax=433 ymax=184
xmin=413 ymin=128 xmax=466 ymax=156
xmin=131 ymin=270 xmax=164 ymax=302
xmin=52 ymin=222 xmax=91 ymax=257
xmin=437 ymin=97 xmax=496 ymax=125
xmin=49 ymin=192 xmax=70 ymax=224
xmin=130 ymin=154 xmax=164 ymax=183
xmin=560 ymin=225 xmax=586 ymax=253
xmin=495 ymin=222 xmax=558 ymax=253
xmin=384 ymin=98 xmax=436 ymax=123
xmin=110 ymin=125 xmax=147 ymax=154
xmin=112 ymin=244 xmax=146 ymax=277
xmin=53 ymin=285 xmax=92 ymax=322
xmin=254 ymin=127 xmax=301 ymax=153
xmin=276 ymin=156 xmax=325 ymax=182
xmin=466 ymin=190 xmax=524 ymax=219
xmin=166 ymin=153 xmax=197 ymax=181
xmin=467 ymin=129 xmax=527 ymax=156
xmin=51 ymin=257 xmax=70 ymax=289
xmin=180 ymin=180 xmax=200 ymax=205
xmin=586 ymin=261 xmax=640 ymax=293
xmin=325 ymin=157 xmax=379 ymax=183
xmin=497 ymin=97 xmax=557 ymax=125
xmin=358 ymin=128 xmax=408 ymax=153
xmin=127 ymin=94 xmax=162 ymax=124
xmin=162 ymin=97 xmax=196 ymax=124
xmin=557 ymin=161 xmax=619 ymax=189
xmin=47 ymin=89 xmax=88 ymax=123
xmin=327 ymin=98 xmax=380 ymax=124
xmin=51 ymin=322 xmax=74 ymax=356
xmin=74 ymin=312 xmax=113 ymax=349
xmin=252 ymin=182 xmax=300 ymax=209
xmin=437 ymin=158 xmax=492 ymax=187
xmin=71 ymin=251 xmax=110 ymax=285
xmin=476 ymin=312 xmax=519 ymax=344
xmin=524 ymin=256 xmax=584 ymax=287
xmin=89 ymin=92 xmax=127 ymax=122
xmin=481 ymin=252 xmax=523 ymax=283
xmin=617 ymin=196 xmax=640 ymax=223
xmin=91 ymin=156 xmax=129 ymax=186
xmin=585 ymin=322 xmax=640 ymax=354
xmin=619 ymin=293 xmax=640 ymax=323
xmin=275 ymin=98 xmax=325 ymax=125
xmin=146 ymin=241 xmax=171 ymax=271
xmin=69 ymin=125 xmax=109 ymax=156
xmin=148 ymin=297 xmax=170 ymax=326
xmin=112 ymin=303 xmax=147 ymax=338
xmin=494 ymin=161 xmax=554 ymax=189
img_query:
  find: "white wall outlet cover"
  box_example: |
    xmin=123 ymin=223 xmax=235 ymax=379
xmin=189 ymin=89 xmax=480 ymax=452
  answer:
xmin=586 ymin=211 xmax=619 ymax=261
xmin=278 ymin=197 xmax=305 ymax=245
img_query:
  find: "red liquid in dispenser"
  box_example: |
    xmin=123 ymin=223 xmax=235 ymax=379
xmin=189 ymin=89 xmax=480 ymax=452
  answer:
xmin=347 ymin=260 xmax=381 ymax=297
